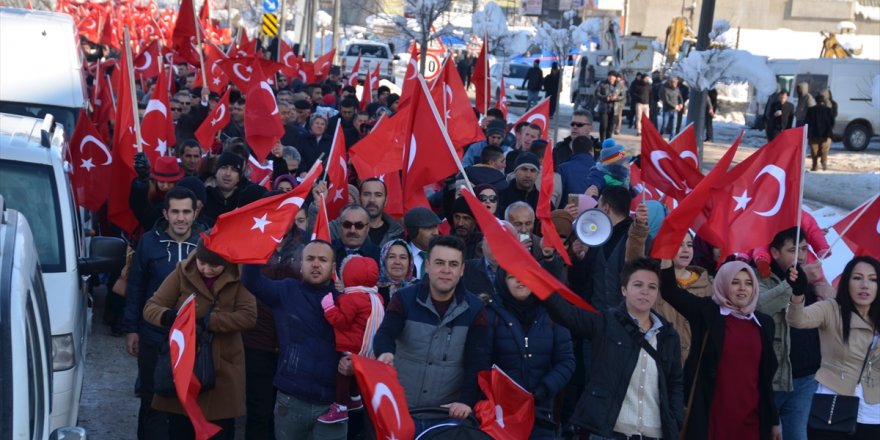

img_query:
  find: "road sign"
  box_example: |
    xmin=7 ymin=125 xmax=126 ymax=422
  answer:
xmin=263 ymin=0 xmax=278 ymax=13
xmin=262 ymin=13 xmax=278 ymax=37
xmin=423 ymin=53 xmax=442 ymax=81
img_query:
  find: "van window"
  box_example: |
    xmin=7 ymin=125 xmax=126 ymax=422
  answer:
xmin=0 ymin=102 xmax=77 ymax=140
xmin=793 ymin=74 xmax=829 ymax=97
xmin=346 ymin=44 xmax=389 ymax=59
xmin=507 ymin=65 xmax=530 ymax=79
xmin=0 ymin=160 xmax=65 ymax=272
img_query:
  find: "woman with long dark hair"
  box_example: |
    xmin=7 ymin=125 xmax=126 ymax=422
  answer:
xmin=788 ymin=256 xmax=880 ymax=439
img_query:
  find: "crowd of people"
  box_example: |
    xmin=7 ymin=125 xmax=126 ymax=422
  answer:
xmin=78 ymin=36 xmax=878 ymax=440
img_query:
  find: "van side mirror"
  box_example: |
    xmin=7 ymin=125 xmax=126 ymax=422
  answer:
xmin=78 ymin=236 xmax=127 ymax=274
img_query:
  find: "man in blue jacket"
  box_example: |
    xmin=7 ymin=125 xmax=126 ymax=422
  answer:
xmin=373 ymin=235 xmax=491 ymax=434
xmin=241 ymin=240 xmax=346 ymax=440
xmin=122 ymin=187 xmax=202 ymax=440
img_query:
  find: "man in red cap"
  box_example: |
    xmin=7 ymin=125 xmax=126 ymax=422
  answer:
xmin=131 ymin=153 xmax=185 ymax=231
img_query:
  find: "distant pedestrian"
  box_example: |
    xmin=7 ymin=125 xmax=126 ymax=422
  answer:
xmin=543 ymin=62 xmax=561 ymax=117
xmin=766 ymin=89 xmax=794 ymax=141
xmin=595 ymin=71 xmax=624 ymax=142
xmin=456 ymin=52 xmax=472 ymax=90
xmin=523 ymin=59 xmax=544 ymax=109
xmin=660 ymin=77 xmax=683 ymax=139
xmin=805 ymin=94 xmax=835 ymax=171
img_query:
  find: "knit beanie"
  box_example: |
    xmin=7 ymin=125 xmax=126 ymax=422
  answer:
xmin=599 ymin=139 xmax=628 ymax=165
xmin=213 ymin=152 xmax=244 ymax=175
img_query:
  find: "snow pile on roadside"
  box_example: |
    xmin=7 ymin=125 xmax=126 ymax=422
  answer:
xmin=472 ymin=1 xmax=530 ymax=56
xmin=671 ymin=48 xmax=777 ymax=100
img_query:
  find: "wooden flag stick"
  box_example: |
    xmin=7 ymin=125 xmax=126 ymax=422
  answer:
xmin=123 ymin=27 xmax=144 ymax=153
xmin=792 ymin=126 xmax=807 ymax=266
xmin=418 ymin=75 xmax=473 ymax=194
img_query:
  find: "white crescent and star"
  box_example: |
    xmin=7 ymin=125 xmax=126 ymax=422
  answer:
xmin=260 ymin=81 xmax=280 ymax=115
xmin=80 ymin=134 xmax=113 ymax=166
xmin=144 ymin=99 xmax=168 ymax=118
xmin=752 ymin=165 xmax=786 ymax=217
xmin=649 ymin=150 xmax=684 ymax=191
xmin=211 ymin=104 xmax=227 ymax=126
xmin=282 ymin=52 xmax=295 ymax=68
xmin=679 ymin=150 xmax=699 ymax=168
xmin=278 ymin=196 xmax=305 ymax=209
xmin=407 ymin=135 xmax=417 ymax=172
xmin=526 ymin=113 xmax=547 ymax=132
xmin=232 ymin=63 xmax=251 ymax=82
xmin=371 ymin=383 xmax=403 ymax=428
xmin=135 ymin=52 xmax=152 ymax=71
xmin=251 ymin=213 xmax=273 ymax=233
xmin=495 ymin=404 xmax=506 ymax=428
xmin=169 ymin=329 xmax=186 ymax=368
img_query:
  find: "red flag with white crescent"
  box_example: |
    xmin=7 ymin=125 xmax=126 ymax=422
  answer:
xmin=639 ymin=115 xmax=703 ymax=201
xmin=831 ymin=194 xmax=880 ymax=259
xmin=244 ymin=60 xmax=285 ymax=160
xmin=133 ymin=39 xmax=161 ymax=80
xmin=473 ymin=38 xmax=489 ymax=114
xmin=140 ymin=66 xmax=176 ymax=163
xmin=194 ymin=87 xmax=231 ymax=150
xmin=325 ymin=123 xmax=350 ymax=219
xmin=194 ymin=43 xmax=229 ymax=94
xmin=203 ymin=162 xmax=323 ymax=264
xmin=511 ymin=97 xmax=550 ymax=140
xmin=430 ymin=58 xmax=484 ymax=149
xmin=311 ymin=195 xmax=332 ymax=242
xmin=347 ymin=55 xmax=361 ymax=88
xmin=351 ymin=355 xmax=415 ymax=440
xmin=313 ymin=49 xmax=336 ymax=81
xmin=475 ymin=365 xmax=535 ymax=440
xmin=247 ymin=155 xmax=275 ymax=189
xmin=108 ymin=46 xmax=140 ymax=233
xmin=69 ymin=110 xmax=112 ymax=211
xmin=359 ymin=63 xmax=380 ymax=112
xmin=495 ymin=76 xmax=508 ymax=119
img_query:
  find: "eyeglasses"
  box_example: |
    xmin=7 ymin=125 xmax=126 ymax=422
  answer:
xmin=478 ymin=194 xmax=498 ymax=203
xmin=341 ymin=221 xmax=368 ymax=230
xmin=171 ymin=107 xmax=182 ymax=112
xmin=570 ymin=122 xmax=590 ymax=128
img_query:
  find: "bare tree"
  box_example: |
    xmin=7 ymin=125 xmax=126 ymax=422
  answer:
xmin=393 ymin=0 xmax=453 ymax=75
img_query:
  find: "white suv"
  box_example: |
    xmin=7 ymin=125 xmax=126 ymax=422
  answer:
xmin=341 ymin=39 xmax=395 ymax=82
xmin=0 ymin=113 xmax=124 ymax=431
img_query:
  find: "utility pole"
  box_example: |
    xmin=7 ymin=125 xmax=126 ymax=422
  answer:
xmin=686 ymin=0 xmax=715 ymax=168
xmin=331 ymin=0 xmax=341 ymax=63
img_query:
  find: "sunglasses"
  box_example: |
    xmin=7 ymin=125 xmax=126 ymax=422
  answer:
xmin=570 ymin=122 xmax=590 ymax=127
xmin=171 ymin=107 xmax=182 ymax=112
xmin=342 ymin=221 xmax=368 ymax=230
xmin=478 ymin=194 xmax=498 ymax=203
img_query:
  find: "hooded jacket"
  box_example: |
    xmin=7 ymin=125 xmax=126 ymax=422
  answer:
xmin=795 ymin=81 xmax=816 ymax=122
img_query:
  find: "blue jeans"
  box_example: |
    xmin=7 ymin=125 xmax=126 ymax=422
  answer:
xmin=274 ymin=391 xmax=346 ymax=440
xmin=527 ymin=90 xmax=541 ymax=108
xmin=661 ymin=110 xmax=678 ymax=138
xmin=774 ymin=374 xmax=817 ymax=440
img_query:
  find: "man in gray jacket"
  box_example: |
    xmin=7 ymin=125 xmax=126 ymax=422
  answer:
xmin=794 ymin=81 xmax=816 ymax=127
xmin=595 ymin=71 xmax=625 ymax=141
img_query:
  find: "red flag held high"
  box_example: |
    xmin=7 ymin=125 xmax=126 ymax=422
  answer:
xmin=171 ymin=0 xmax=200 ymax=65
xmin=538 ymin=143 xmax=572 ymax=266
xmin=195 ymin=87 xmax=230 ymax=151
xmin=359 ymin=63 xmax=380 ymax=112
xmin=379 ymin=171 xmax=404 ymax=219
xmin=461 ymin=189 xmax=597 ymax=312
xmin=495 ymin=75 xmax=508 ymax=119
xmin=511 ymin=97 xmax=551 ymax=140
xmin=203 ymin=162 xmax=323 ymax=264
xmin=650 ymin=134 xmax=742 ymax=259
xmin=430 ymin=58 xmax=484 ymax=149
xmin=475 ymin=365 xmax=535 ymax=440
xmin=669 ymin=123 xmax=699 ymax=169
xmin=244 ymin=60 xmax=285 ymax=160
xmin=247 ymin=155 xmax=274 ymax=188
xmin=349 ymin=113 xmax=407 ymax=180
xmin=399 ymin=43 xmax=420 ymax=104
xmin=139 ymin=66 xmax=176 ymax=163
xmin=351 ymin=355 xmax=415 ymax=440
xmin=346 ymin=55 xmax=361 ymax=88
xmin=325 ymin=123 xmax=350 ymax=219
xmin=109 ymin=46 xmax=139 ymax=233
xmin=69 ymin=110 xmax=112 ymax=212
xmin=217 ymin=56 xmax=284 ymax=93
xmin=194 ymin=43 xmax=229 ymax=94
xmin=311 ymin=195 xmax=332 ymax=242
xmin=697 ymin=127 xmax=806 ymax=260
xmin=168 ymin=295 xmax=222 ymax=440
xmin=313 ymin=49 xmax=336 ymax=80
xmin=473 ymin=37 xmax=489 ymax=114
xmin=640 ymin=115 xmax=703 ymax=201
xmin=133 ymin=39 xmax=161 ymax=79
xmin=832 ymin=194 xmax=880 ymax=259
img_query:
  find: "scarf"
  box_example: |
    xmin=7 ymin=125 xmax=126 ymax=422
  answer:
xmin=711 ymin=261 xmax=760 ymax=318
xmin=377 ymin=239 xmax=416 ymax=293
xmin=597 ymin=162 xmax=631 ymax=187
xmin=343 ymin=286 xmax=385 ymax=358
xmin=496 ymin=268 xmax=540 ymax=328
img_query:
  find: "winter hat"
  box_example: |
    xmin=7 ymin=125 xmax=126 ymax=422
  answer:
xmin=273 ymin=174 xmax=299 ymax=191
xmin=177 ymin=176 xmax=207 ymax=205
xmin=486 ymin=120 xmax=507 ymax=137
xmin=151 ymin=156 xmax=184 ymax=182
xmin=213 ymin=152 xmax=244 ymax=175
xmin=341 ymin=255 xmax=379 ymax=288
xmin=599 ymin=139 xmax=628 ymax=165
xmin=386 ymin=93 xmax=400 ymax=109
xmin=451 ymin=196 xmax=473 ymax=218
xmin=404 ymin=207 xmax=441 ymax=239
xmin=322 ymin=93 xmax=336 ymax=107
xmin=514 ymin=151 xmax=540 ymax=172
xmin=551 ymin=209 xmax=574 ymax=239
xmin=293 ymin=99 xmax=311 ymax=110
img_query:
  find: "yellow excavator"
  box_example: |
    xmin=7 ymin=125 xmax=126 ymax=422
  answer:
xmin=820 ymin=31 xmax=861 ymax=58
xmin=664 ymin=17 xmax=696 ymax=65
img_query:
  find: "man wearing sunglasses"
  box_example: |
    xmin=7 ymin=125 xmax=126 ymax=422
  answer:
xmin=331 ymin=205 xmax=381 ymax=268
xmin=553 ymin=110 xmax=599 ymax=165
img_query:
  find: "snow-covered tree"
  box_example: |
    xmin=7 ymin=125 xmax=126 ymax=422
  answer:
xmin=670 ymin=21 xmax=776 ymax=99
xmin=393 ymin=0 xmax=453 ymax=75
xmin=534 ymin=13 xmax=617 ymax=64
xmin=471 ymin=1 xmax=529 ymax=57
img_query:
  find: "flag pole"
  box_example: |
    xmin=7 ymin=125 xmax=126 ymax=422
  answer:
xmin=793 ymin=126 xmax=807 ymax=267
xmin=483 ymin=34 xmax=489 ymax=116
xmin=124 ymin=27 xmax=144 ymax=153
xmin=322 ymin=124 xmax=341 ymax=181
xmin=418 ymin=75 xmax=473 ymax=194
xmin=820 ymin=193 xmax=878 ymax=259
xmin=191 ymin=1 xmax=209 ymax=92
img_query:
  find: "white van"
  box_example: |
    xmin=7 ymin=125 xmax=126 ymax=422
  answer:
xmin=0 ymin=7 xmax=87 ymax=138
xmin=0 ymin=195 xmax=90 ymax=439
xmin=0 ymin=113 xmax=125 ymax=431
xmin=341 ymin=39 xmax=395 ymax=82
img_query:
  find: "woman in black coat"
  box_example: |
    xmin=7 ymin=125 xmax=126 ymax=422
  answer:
xmin=295 ymin=114 xmax=333 ymax=174
xmin=486 ymin=268 xmax=575 ymax=439
xmin=659 ymin=259 xmax=781 ymax=440
xmin=543 ymin=258 xmax=684 ymax=439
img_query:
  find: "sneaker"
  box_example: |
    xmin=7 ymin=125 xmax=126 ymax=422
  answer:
xmin=348 ymin=395 xmax=363 ymax=411
xmin=317 ymin=403 xmax=348 ymax=424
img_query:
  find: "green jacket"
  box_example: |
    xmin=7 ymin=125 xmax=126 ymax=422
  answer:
xmin=756 ymin=272 xmax=795 ymax=392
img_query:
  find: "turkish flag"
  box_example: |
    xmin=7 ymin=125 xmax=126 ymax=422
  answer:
xmin=629 ymin=162 xmax=671 ymax=212
xmin=217 ymin=56 xmax=283 ymax=93
xmin=359 ymin=64 xmax=380 ymax=111
xmin=697 ymin=127 xmax=806 ymax=260
xmin=475 ymin=365 xmax=534 ymax=440
xmin=77 ymin=12 xmax=100 ymax=43
xmin=244 ymin=60 xmax=285 ymax=160
xmin=401 ymin=77 xmax=462 ymax=210
xmin=193 ymin=43 xmax=229 ymax=94
xmin=495 ymin=75 xmax=508 ymax=119
xmin=379 ymin=171 xmax=404 ymax=219
xmin=108 ymin=46 xmax=140 ymax=233
xmin=140 ymin=66 xmax=176 ymax=163
xmin=168 ymin=295 xmax=222 ymax=440
xmin=311 ymin=195 xmax=332 ymax=242
xmin=278 ymin=40 xmax=303 ymax=81
xmin=91 ymin=67 xmax=115 ymax=140
xmin=99 ymin=8 xmax=120 ymax=49
xmin=349 ymin=113 xmax=407 ymax=179
xmin=70 ymin=110 xmax=112 ymax=212
xmin=669 ymin=123 xmax=699 ymax=168
xmin=313 ymin=49 xmax=336 ymax=80
xmin=325 ymin=123 xmax=350 ymax=219
xmin=650 ymin=134 xmax=742 ymax=259
xmin=351 ymin=355 xmax=415 ymax=440
xmin=133 ymin=39 xmax=160 ymax=79
xmin=247 ymin=155 xmax=274 ymax=189
xmin=640 ymin=115 xmax=703 ymax=201
xmin=399 ymin=44 xmax=420 ymax=105
xmin=233 ymin=29 xmax=257 ymax=57
xmin=538 ymin=143 xmax=572 ymax=266
xmin=195 ymin=87 xmax=230 ymax=150
xmin=511 ymin=97 xmax=551 ymax=140
xmin=203 ymin=161 xmax=323 ymax=264
xmin=473 ymin=38 xmax=490 ymax=114
xmin=198 ymin=0 xmax=210 ymax=27
xmin=430 ymin=58 xmax=484 ymax=149
xmin=461 ymin=189 xmax=597 ymax=312
xmin=347 ymin=55 xmax=361 ymax=88
xmin=171 ymin=0 xmax=200 ymax=65
xmin=832 ymin=194 xmax=880 ymax=259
